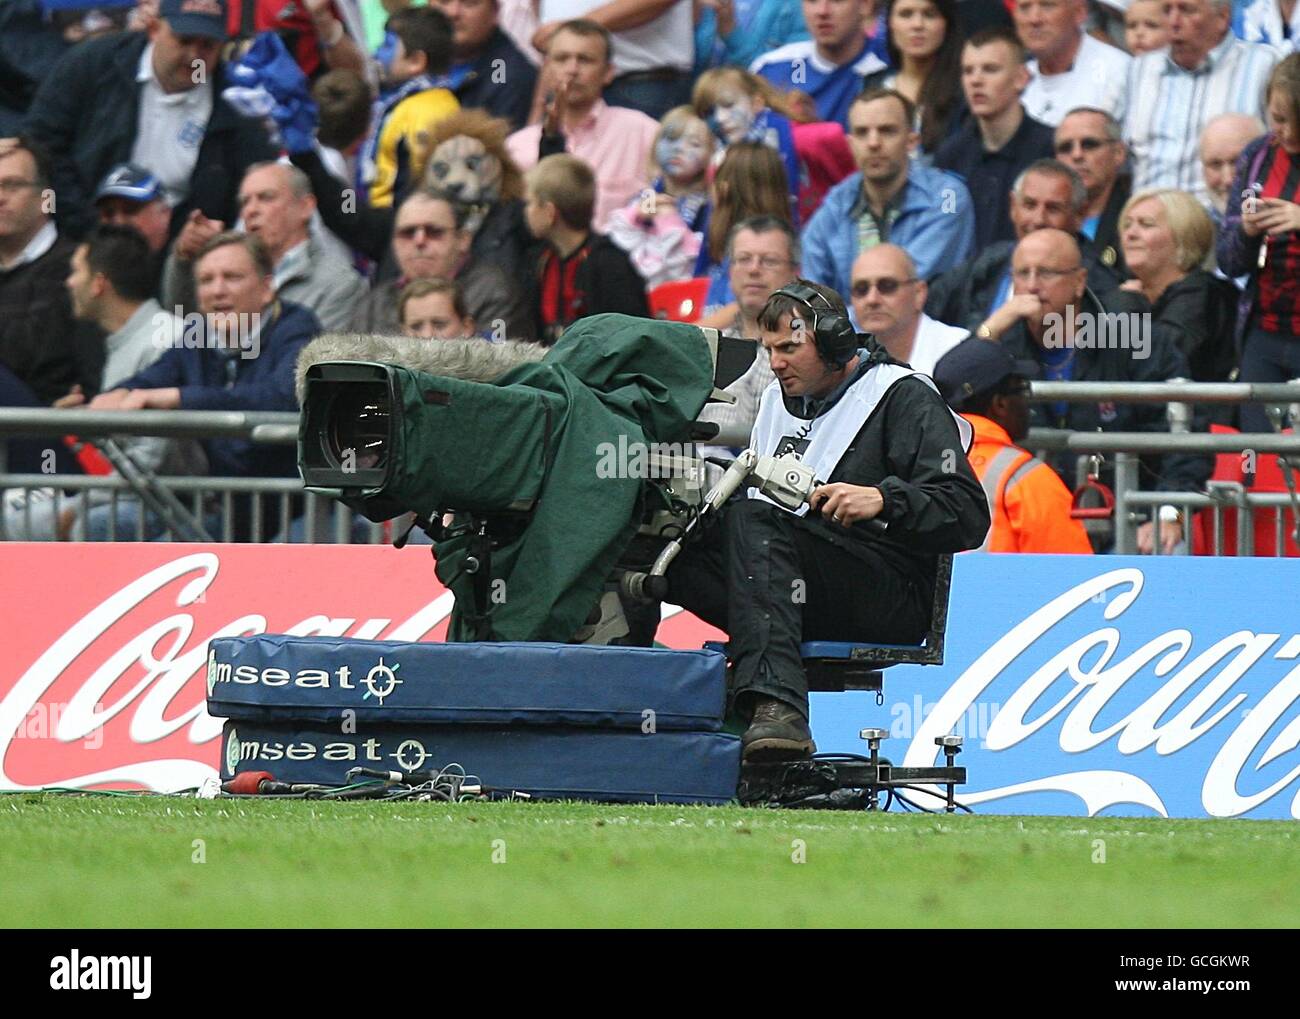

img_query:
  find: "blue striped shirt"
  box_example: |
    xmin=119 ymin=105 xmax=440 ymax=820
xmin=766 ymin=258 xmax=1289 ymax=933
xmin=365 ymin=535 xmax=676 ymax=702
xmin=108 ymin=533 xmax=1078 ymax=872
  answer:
xmin=1124 ymin=33 xmax=1278 ymax=203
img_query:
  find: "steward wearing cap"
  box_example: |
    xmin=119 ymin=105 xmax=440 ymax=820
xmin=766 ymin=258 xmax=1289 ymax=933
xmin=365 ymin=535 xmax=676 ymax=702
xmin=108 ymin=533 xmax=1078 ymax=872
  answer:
xmin=23 ymin=0 xmax=276 ymax=239
xmin=664 ymin=279 xmax=990 ymax=760
xmin=933 ymin=337 xmax=1092 ymax=554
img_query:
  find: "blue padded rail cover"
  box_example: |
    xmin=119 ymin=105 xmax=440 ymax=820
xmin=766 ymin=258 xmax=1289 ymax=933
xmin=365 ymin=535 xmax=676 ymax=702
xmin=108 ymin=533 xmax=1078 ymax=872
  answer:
xmin=220 ymin=722 xmax=741 ymax=804
xmin=207 ymin=636 xmax=725 ymax=730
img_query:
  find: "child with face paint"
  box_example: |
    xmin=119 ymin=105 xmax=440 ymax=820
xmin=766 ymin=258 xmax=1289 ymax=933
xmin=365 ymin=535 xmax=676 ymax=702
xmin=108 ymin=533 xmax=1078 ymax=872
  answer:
xmin=692 ymin=67 xmax=856 ymax=226
xmin=357 ymin=8 xmax=460 ymax=209
xmin=693 ymin=68 xmax=801 ymax=213
xmin=606 ymin=107 xmax=713 ymax=288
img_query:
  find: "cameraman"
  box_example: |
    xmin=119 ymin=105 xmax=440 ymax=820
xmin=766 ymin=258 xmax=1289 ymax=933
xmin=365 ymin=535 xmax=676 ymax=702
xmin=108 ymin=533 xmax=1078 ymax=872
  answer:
xmin=664 ymin=281 xmax=990 ymax=760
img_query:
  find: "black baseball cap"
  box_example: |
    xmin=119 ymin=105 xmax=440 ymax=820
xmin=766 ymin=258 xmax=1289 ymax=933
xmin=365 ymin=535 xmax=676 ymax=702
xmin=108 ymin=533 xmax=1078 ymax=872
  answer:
xmin=158 ymin=0 xmax=227 ymax=40
xmin=933 ymin=337 xmax=1038 ymax=412
xmin=94 ymin=163 xmax=164 ymax=205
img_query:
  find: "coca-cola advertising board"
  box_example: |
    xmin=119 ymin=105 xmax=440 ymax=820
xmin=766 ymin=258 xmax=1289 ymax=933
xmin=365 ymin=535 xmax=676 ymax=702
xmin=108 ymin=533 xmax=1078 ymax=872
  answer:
xmin=2 ymin=546 xmax=1297 ymax=819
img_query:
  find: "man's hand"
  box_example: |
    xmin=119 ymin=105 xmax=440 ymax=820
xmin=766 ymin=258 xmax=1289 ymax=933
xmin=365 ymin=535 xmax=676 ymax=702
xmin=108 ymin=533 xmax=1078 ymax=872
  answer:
xmin=88 ymin=388 xmax=131 ymax=410
xmin=53 ymin=385 xmax=85 ymax=408
xmin=809 ymin=483 xmax=884 ymax=527
xmin=121 ymin=388 xmax=181 ymax=410
xmin=978 ymin=293 xmax=1043 ymax=340
xmin=1136 ymin=519 xmax=1183 ymax=555
xmin=1244 ymin=197 xmax=1300 ymax=238
xmin=532 ymin=20 xmax=562 ymax=54
xmin=542 ymin=78 xmax=569 ymax=136
xmin=697 ymin=0 xmax=736 ymax=36
xmin=175 ymin=209 xmax=225 ymax=261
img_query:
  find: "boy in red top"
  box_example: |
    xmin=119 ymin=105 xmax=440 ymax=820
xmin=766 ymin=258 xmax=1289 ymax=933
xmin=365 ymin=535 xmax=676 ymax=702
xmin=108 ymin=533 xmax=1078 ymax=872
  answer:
xmin=934 ymin=337 xmax=1092 ymax=553
xmin=523 ymin=154 xmax=649 ymax=345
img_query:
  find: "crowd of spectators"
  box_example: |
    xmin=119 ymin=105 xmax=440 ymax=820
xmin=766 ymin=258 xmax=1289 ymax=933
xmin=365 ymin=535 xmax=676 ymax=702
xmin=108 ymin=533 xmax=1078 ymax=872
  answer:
xmin=0 ymin=0 xmax=1297 ymax=553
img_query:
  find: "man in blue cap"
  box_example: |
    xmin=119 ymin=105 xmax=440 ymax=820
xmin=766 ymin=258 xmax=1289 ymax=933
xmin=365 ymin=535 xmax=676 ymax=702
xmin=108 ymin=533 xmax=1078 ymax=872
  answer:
xmin=93 ymin=163 xmax=173 ymax=254
xmin=23 ymin=0 xmax=276 ymax=239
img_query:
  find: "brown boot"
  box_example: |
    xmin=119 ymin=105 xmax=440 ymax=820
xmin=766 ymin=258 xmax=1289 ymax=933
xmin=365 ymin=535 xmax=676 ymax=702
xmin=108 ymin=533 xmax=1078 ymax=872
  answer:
xmin=741 ymin=697 xmax=816 ymax=761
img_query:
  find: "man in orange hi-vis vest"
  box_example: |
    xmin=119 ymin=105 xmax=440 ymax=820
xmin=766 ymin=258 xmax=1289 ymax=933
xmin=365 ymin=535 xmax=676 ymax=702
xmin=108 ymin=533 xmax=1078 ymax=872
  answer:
xmin=933 ymin=338 xmax=1091 ymax=554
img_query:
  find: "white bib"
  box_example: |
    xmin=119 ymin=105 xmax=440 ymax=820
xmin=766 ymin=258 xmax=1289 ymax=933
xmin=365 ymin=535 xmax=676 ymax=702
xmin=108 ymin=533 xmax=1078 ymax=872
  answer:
xmin=748 ymin=363 xmax=973 ymax=515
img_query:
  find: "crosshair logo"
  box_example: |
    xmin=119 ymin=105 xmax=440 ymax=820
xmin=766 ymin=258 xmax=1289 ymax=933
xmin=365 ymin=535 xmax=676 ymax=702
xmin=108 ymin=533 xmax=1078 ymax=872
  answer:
xmin=392 ymin=739 xmax=430 ymax=772
xmin=362 ymin=658 xmax=402 ymax=705
xmin=225 ymin=729 xmax=241 ymax=775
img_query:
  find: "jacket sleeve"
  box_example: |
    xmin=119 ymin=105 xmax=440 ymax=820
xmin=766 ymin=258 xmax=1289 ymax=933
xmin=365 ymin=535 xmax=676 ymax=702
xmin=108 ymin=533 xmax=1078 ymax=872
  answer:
xmin=290 ymin=147 xmax=393 ymax=262
xmin=22 ymin=44 xmax=97 ymax=238
xmin=1006 ymin=464 xmax=1093 ymax=554
xmin=119 ymin=345 xmax=187 ymax=392
xmin=178 ymin=312 xmax=319 ymax=411
xmin=1134 ymin=328 xmax=1213 ymax=494
xmin=590 ymin=247 xmax=650 ymax=319
xmin=798 ymin=202 xmax=838 ymax=293
xmin=872 ymin=377 xmax=991 ymax=552
xmin=908 ymin=178 xmax=975 ymax=280
xmin=1216 ymin=136 xmax=1268 ymax=279
xmin=311 ymin=265 xmax=370 ymax=333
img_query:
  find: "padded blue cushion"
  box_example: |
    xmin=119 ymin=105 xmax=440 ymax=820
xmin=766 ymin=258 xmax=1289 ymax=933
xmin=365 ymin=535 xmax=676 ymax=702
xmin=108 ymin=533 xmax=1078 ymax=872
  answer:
xmin=207 ymin=636 xmax=725 ymax=730
xmin=219 ymin=722 xmax=741 ymax=804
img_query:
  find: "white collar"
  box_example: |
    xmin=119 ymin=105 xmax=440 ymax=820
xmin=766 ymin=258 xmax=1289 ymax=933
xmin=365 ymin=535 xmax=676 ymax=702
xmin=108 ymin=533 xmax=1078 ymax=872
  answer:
xmin=0 ymin=221 xmax=57 ymax=272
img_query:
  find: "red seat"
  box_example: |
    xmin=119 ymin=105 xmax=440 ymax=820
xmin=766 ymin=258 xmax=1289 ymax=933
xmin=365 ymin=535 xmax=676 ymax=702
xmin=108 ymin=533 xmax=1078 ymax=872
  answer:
xmin=647 ymin=277 xmax=710 ymax=324
xmin=1190 ymin=424 xmax=1300 ymax=556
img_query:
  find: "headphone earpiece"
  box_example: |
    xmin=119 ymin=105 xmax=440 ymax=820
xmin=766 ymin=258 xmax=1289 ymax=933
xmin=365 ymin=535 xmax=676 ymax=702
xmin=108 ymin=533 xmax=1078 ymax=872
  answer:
xmin=772 ymin=282 xmax=858 ymax=368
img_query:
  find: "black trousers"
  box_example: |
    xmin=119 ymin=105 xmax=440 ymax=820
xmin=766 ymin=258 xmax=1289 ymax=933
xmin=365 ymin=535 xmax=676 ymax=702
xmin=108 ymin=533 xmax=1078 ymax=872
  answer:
xmin=665 ymin=499 xmax=930 ymax=719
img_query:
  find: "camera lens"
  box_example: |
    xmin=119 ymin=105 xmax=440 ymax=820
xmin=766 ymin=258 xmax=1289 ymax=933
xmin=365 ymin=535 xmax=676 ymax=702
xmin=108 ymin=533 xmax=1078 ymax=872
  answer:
xmin=327 ymin=383 xmax=391 ymax=471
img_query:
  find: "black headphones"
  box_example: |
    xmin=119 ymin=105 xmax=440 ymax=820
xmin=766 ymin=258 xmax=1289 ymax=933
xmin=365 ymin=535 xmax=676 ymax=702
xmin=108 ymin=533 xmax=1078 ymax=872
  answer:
xmin=772 ymin=281 xmax=859 ymax=368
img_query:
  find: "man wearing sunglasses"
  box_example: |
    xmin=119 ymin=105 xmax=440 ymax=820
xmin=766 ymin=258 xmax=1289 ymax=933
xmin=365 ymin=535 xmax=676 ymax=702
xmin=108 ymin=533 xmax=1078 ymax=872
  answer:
xmin=348 ymin=188 xmax=532 ymax=338
xmin=1054 ymin=107 xmax=1131 ymax=276
xmin=849 ymin=244 xmax=968 ymax=376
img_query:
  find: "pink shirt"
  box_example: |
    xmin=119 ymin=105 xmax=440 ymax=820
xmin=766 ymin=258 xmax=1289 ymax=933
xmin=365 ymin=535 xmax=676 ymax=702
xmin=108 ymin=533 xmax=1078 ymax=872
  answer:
xmin=508 ymin=100 xmax=659 ymax=232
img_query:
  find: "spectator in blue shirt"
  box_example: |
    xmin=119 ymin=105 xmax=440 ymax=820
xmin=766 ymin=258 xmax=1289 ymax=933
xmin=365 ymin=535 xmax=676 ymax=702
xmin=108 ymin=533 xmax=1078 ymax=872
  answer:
xmin=750 ymin=0 xmax=888 ymax=127
xmin=800 ymin=88 xmax=975 ymax=310
xmin=694 ymin=0 xmax=811 ymax=73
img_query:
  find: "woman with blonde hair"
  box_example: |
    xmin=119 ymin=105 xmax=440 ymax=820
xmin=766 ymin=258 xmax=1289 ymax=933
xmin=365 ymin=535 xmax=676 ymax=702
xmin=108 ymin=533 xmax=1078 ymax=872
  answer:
xmin=1120 ymin=187 xmax=1237 ymax=383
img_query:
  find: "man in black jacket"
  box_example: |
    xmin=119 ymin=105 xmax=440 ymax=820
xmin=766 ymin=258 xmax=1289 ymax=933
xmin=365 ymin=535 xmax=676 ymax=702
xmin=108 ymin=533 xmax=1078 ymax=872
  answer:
xmin=664 ymin=281 xmax=990 ymax=759
xmin=925 ymin=158 xmax=1121 ymax=333
xmin=433 ymin=0 xmax=539 ymax=132
xmin=23 ymin=0 xmax=276 ymax=241
xmin=980 ymin=229 xmax=1211 ymax=553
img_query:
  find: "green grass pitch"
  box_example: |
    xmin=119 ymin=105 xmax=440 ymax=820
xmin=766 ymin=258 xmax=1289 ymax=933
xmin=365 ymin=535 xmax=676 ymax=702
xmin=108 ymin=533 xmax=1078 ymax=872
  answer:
xmin=2 ymin=795 xmax=1297 ymax=928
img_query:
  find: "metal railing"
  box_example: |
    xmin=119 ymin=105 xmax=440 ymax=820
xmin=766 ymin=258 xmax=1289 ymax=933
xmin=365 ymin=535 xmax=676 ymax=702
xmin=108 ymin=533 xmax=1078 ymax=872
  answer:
xmin=2 ymin=382 xmax=1299 ymax=553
